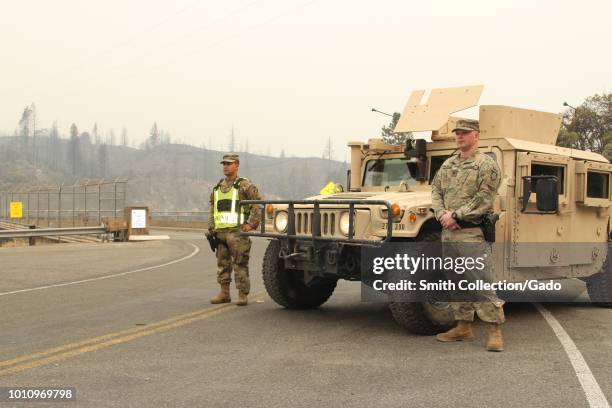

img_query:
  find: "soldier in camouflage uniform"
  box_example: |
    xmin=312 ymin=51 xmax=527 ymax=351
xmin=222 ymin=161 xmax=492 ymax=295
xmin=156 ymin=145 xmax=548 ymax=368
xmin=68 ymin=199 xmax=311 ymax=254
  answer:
xmin=208 ymin=154 xmax=262 ymax=306
xmin=431 ymin=119 xmax=505 ymax=352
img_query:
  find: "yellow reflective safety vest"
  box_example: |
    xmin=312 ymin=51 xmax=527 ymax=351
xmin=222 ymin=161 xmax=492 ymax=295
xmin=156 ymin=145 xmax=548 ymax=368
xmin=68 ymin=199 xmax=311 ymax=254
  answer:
xmin=213 ymin=178 xmax=250 ymax=229
xmin=319 ymin=181 xmax=342 ymax=195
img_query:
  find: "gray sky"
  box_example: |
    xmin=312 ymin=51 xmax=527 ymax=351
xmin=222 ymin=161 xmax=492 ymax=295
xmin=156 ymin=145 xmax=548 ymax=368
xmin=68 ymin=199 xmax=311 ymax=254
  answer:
xmin=2 ymin=0 xmax=610 ymax=161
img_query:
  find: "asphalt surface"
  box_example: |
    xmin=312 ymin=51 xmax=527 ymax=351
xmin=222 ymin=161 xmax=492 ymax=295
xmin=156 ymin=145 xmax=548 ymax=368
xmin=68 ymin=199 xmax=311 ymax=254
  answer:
xmin=0 ymin=230 xmax=611 ymax=408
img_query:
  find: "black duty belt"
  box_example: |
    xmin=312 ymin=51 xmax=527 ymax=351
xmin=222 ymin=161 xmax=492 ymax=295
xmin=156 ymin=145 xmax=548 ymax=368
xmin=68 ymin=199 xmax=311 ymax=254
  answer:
xmin=456 ymin=220 xmax=481 ymax=229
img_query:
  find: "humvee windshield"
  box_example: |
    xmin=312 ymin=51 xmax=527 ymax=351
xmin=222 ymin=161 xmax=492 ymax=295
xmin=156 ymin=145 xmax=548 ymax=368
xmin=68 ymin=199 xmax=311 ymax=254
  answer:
xmin=363 ymin=158 xmax=418 ymax=187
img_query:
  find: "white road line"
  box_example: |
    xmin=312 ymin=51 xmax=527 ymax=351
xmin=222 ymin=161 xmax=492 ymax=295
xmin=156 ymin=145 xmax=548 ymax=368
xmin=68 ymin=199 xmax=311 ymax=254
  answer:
xmin=0 ymin=242 xmax=200 ymax=297
xmin=534 ymin=303 xmax=610 ymax=408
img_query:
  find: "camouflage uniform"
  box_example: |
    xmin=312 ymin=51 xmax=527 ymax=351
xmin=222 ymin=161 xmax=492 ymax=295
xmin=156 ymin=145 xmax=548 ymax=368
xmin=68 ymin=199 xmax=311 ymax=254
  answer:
xmin=431 ymin=143 xmax=505 ymax=324
xmin=208 ymin=177 xmax=262 ymax=294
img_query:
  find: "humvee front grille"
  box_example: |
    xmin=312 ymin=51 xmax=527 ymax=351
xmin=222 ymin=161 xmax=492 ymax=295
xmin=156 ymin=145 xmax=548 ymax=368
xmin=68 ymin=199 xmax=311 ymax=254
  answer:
xmin=238 ymin=199 xmax=394 ymax=245
xmin=295 ymin=210 xmax=337 ymax=236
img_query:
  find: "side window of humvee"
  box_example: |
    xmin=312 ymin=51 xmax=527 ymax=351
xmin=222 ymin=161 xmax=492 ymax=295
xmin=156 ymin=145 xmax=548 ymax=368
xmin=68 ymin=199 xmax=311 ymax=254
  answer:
xmin=587 ymin=172 xmax=610 ymax=199
xmin=429 ymin=155 xmax=451 ymax=183
xmin=531 ymin=163 xmax=565 ymax=194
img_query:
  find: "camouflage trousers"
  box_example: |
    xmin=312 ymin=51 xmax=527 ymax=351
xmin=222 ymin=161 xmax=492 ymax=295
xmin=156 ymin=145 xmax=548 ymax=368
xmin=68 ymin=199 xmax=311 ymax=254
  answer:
xmin=442 ymin=227 xmax=505 ymax=324
xmin=215 ymin=229 xmax=251 ymax=294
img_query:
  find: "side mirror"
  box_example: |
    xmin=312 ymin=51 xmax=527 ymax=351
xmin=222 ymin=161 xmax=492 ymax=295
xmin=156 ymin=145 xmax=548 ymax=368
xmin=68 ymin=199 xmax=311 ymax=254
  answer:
xmin=346 ymin=169 xmax=351 ymax=191
xmin=520 ymin=176 xmax=559 ymax=213
xmin=405 ymin=139 xmax=427 ymax=182
xmin=404 ymin=139 xmax=413 ymax=157
xmin=535 ymin=178 xmax=558 ymax=212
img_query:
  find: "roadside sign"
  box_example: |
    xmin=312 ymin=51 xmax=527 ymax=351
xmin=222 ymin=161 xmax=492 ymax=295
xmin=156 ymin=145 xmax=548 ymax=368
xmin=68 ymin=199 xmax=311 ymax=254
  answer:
xmin=131 ymin=209 xmax=147 ymax=229
xmin=125 ymin=206 xmax=150 ymax=237
xmin=10 ymin=202 xmax=23 ymax=219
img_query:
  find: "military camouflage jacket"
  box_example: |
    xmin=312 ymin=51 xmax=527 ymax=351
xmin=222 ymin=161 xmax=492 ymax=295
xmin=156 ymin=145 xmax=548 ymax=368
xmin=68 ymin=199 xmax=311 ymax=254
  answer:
xmin=208 ymin=177 xmax=262 ymax=230
xmin=431 ymin=150 xmax=501 ymax=224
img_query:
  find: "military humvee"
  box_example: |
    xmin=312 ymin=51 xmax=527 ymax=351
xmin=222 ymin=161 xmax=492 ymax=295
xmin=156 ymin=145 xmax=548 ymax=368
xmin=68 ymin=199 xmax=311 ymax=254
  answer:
xmin=242 ymin=85 xmax=612 ymax=334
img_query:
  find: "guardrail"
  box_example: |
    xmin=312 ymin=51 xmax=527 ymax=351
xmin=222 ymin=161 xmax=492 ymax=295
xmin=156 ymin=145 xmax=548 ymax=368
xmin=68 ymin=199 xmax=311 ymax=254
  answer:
xmin=0 ymin=226 xmax=107 ymax=239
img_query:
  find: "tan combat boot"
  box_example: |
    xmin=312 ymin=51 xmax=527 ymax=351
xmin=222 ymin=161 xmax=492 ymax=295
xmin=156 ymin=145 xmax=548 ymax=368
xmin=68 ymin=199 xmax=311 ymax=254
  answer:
xmin=236 ymin=291 xmax=248 ymax=306
xmin=485 ymin=323 xmax=504 ymax=352
xmin=436 ymin=321 xmax=475 ymax=342
xmin=210 ymin=283 xmax=231 ymax=304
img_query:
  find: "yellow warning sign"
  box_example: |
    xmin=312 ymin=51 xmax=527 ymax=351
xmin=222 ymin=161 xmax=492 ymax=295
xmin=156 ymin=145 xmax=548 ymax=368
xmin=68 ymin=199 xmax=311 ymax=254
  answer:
xmin=10 ymin=202 xmax=23 ymax=219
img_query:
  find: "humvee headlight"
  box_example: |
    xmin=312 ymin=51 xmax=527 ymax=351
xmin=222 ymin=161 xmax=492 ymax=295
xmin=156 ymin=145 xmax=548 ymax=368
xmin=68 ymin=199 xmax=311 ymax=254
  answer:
xmin=274 ymin=211 xmax=288 ymax=233
xmin=408 ymin=212 xmax=417 ymax=223
xmin=339 ymin=212 xmax=351 ymax=236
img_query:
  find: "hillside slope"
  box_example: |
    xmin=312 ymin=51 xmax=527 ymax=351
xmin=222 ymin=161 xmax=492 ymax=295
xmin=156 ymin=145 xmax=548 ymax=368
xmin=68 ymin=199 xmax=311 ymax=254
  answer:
xmin=0 ymin=137 xmax=348 ymax=210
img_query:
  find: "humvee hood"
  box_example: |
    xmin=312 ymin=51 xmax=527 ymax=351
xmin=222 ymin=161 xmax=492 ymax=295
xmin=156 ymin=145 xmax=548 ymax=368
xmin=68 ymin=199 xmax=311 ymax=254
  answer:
xmin=307 ymin=191 xmax=433 ymax=208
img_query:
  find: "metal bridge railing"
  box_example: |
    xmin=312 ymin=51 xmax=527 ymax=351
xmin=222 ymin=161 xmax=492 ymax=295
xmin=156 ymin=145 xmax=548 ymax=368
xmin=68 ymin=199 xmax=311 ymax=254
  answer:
xmin=0 ymin=178 xmax=127 ymax=228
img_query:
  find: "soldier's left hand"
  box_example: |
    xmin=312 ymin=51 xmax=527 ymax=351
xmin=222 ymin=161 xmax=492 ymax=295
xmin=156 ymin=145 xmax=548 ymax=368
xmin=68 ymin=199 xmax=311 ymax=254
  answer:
xmin=240 ymin=224 xmax=253 ymax=232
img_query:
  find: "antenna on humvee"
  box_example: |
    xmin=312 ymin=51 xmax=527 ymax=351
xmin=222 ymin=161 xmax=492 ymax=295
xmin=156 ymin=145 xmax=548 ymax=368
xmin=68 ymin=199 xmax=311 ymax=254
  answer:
xmin=371 ymin=108 xmax=393 ymax=117
xmin=563 ymin=102 xmax=577 ymax=111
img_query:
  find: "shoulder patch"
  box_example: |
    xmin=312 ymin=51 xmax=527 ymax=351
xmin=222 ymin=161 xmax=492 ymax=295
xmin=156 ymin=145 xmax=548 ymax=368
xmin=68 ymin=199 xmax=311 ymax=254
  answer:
xmin=479 ymin=153 xmax=496 ymax=164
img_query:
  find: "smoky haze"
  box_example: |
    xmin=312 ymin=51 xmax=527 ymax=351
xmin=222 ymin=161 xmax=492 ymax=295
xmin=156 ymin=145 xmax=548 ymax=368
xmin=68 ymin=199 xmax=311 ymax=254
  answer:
xmin=1 ymin=0 xmax=610 ymax=160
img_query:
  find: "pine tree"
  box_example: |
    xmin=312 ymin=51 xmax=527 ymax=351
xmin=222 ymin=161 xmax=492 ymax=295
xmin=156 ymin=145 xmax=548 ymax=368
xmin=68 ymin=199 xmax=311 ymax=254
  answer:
xmin=80 ymin=132 xmax=93 ymax=177
xmin=323 ymin=137 xmax=334 ymax=161
xmin=69 ymin=123 xmax=80 ymax=176
xmin=18 ymin=105 xmax=31 ymax=159
xmin=381 ymin=112 xmax=411 ymax=145
xmin=48 ymin=121 xmax=60 ymax=169
xmin=92 ymin=123 xmax=101 ymax=145
xmin=109 ymin=129 xmax=116 ymax=146
xmin=228 ymin=127 xmax=236 ymax=152
xmin=30 ymin=103 xmax=37 ymax=166
xmin=121 ymin=127 xmax=129 ymax=146
xmin=146 ymin=122 xmax=159 ymax=149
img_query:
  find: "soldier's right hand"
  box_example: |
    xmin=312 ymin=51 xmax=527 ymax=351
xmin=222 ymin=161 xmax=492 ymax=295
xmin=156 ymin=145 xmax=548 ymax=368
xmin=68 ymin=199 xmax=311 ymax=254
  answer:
xmin=440 ymin=211 xmax=460 ymax=230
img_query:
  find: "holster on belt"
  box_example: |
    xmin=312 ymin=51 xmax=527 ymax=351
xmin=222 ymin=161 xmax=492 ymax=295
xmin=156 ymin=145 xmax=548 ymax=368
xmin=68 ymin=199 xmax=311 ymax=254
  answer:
xmin=480 ymin=214 xmax=499 ymax=243
xmin=206 ymin=232 xmax=220 ymax=252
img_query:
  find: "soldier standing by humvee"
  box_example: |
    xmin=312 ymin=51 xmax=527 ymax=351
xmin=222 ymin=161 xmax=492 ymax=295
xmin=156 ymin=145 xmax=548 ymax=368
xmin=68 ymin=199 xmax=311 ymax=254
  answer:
xmin=431 ymin=119 xmax=505 ymax=352
xmin=207 ymin=154 xmax=262 ymax=306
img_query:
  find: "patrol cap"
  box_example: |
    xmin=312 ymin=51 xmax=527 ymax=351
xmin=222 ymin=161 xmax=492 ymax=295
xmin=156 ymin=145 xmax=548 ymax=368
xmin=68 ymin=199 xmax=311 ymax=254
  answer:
xmin=220 ymin=154 xmax=239 ymax=164
xmin=452 ymin=119 xmax=480 ymax=133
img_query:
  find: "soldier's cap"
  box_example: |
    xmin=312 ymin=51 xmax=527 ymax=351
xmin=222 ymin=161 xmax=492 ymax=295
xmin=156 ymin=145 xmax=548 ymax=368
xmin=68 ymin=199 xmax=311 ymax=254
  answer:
xmin=452 ymin=119 xmax=480 ymax=133
xmin=220 ymin=154 xmax=239 ymax=164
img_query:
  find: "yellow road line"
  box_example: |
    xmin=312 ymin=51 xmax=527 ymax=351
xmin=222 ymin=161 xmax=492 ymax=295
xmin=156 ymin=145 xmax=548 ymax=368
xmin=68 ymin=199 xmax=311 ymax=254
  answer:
xmin=0 ymin=304 xmax=229 ymax=369
xmin=0 ymin=292 xmax=264 ymax=377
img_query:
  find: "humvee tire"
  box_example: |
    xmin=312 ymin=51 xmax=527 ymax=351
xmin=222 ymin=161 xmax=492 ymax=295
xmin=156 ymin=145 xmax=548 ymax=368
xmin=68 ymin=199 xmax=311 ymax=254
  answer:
xmin=586 ymin=253 xmax=612 ymax=308
xmin=263 ymin=239 xmax=337 ymax=309
xmin=388 ymin=230 xmax=454 ymax=335
xmin=389 ymin=302 xmax=454 ymax=335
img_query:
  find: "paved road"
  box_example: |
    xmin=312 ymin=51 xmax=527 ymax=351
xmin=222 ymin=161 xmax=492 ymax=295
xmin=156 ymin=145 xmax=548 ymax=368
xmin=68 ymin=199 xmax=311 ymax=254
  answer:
xmin=0 ymin=230 xmax=611 ymax=407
